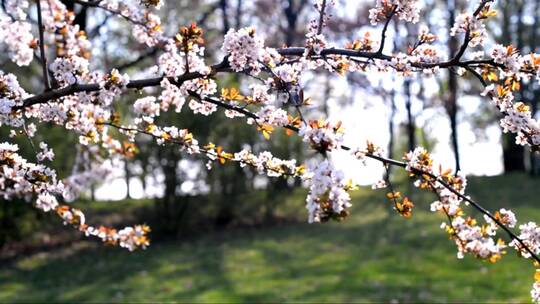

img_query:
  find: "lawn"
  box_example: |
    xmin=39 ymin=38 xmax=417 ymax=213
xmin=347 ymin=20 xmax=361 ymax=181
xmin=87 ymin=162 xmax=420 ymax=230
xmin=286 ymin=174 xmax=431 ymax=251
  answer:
xmin=0 ymin=173 xmax=539 ymax=302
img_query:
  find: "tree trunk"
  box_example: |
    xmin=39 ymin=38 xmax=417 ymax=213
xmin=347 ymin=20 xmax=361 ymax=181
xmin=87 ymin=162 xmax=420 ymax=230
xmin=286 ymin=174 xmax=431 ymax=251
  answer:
xmin=446 ymin=0 xmax=461 ymax=172
xmin=235 ymin=0 xmax=243 ymax=29
xmin=219 ymin=0 xmax=230 ymax=35
xmin=503 ymin=134 xmax=525 ymax=171
xmin=157 ymin=147 xmax=180 ymax=233
xmin=447 ymin=70 xmax=461 ymax=172
xmin=387 ymin=82 xmax=396 ymax=176
xmin=124 ymin=160 xmax=131 ymax=199
xmin=404 ymin=79 xmax=415 ymax=152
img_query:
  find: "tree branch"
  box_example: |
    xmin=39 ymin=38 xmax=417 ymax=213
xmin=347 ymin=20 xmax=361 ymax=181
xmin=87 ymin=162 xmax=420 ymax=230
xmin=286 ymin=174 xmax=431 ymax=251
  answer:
xmin=18 ymin=45 xmax=527 ymax=110
xmin=36 ymin=0 xmax=51 ymax=91
xmin=147 ymin=89 xmax=540 ymax=265
xmin=377 ymin=5 xmax=398 ymax=54
xmin=316 ymin=0 xmax=327 ymax=35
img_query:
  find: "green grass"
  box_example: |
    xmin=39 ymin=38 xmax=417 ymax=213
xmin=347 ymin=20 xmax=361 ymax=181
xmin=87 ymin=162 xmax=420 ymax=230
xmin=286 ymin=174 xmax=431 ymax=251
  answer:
xmin=1 ymin=173 xmax=539 ymax=302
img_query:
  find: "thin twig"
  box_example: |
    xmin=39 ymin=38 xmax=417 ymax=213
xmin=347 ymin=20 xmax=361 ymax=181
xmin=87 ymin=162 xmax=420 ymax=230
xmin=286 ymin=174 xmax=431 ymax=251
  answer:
xmin=377 ymin=5 xmax=398 ymax=54
xmin=316 ymin=0 xmax=327 ymax=35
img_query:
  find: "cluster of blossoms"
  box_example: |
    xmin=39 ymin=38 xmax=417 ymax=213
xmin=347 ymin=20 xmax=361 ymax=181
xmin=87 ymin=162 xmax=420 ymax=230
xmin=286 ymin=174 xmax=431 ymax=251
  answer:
xmin=491 ymin=45 xmax=521 ymax=75
xmin=97 ymin=0 xmax=165 ymax=46
xmin=482 ymin=83 xmax=540 ymax=148
xmin=275 ymin=62 xmax=308 ymax=84
xmin=404 ymin=147 xmax=514 ymax=263
xmin=450 ymin=13 xmax=488 ymax=47
xmin=233 ymin=149 xmax=301 ymax=178
xmin=304 ymin=160 xmax=354 ymax=223
xmin=85 ymin=69 xmax=130 ymax=107
xmin=2 ymin=0 xmax=29 ymax=20
xmin=473 ymin=40 xmax=540 ymax=153
xmin=159 ymin=79 xmax=185 ymax=112
xmin=304 ymin=0 xmax=335 ymax=54
xmin=417 ymin=25 xmax=437 ymax=44
xmin=385 ymin=191 xmax=415 ymax=218
xmin=440 ymin=216 xmax=507 ymax=261
xmin=500 ymin=102 xmax=536 ymax=141
xmin=221 ymin=27 xmax=266 ymax=73
xmin=50 ymin=56 xmax=90 ymax=87
xmin=56 ymin=205 xmax=150 ymax=251
xmin=249 ymin=84 xmax=276 ymax=105
xmin=42 ymin=1 xmax=91 ymax=59
xmin=410 ymin=45 xmax=442 ymax=73
xmin=533 ymin=279 xmax=540 ymax=304
xmin=155 ymin=127 xmax=199 ymax=153
xmin=134 ymin=96 xmax=161 ymax=118
xmin=0 ymin=143 xmax=62 ymax=211
xmin=188 ymin=97 xmax=218 ymax=116
xmin=369 ymin=0 xmax=421 ymax=25
xmin=404 ymin=147 xmax=434 ymax=174
xmin=390 ymin=53 xmax=414 ymax=76
xmin=345 ymin=32 xmax=380 ymax=53
xmin=0 ymin=0 xmax=34 ymax=66
xmin=5 ymin=136 xmax=148 ymax=251
xmin=353 ymin=141 xmax=386 ymax=163
xmin=1 ymin=140 xmax=119 ymax=213
xmin=158 ymin=24 xmax=210 ymax=77
xmin=221 ymin=28 xmax=280 ymax=74
xmin=157 ymin=41 xmax=185 ymax=77
xmin=249 ymin=106 xmax=289 ymax=127
xmin=159 ymin=66 xmax=216 ymax=117
xmin=119 ymin=122 xmax=200 ymax=155
xmin=299 ymin=120 xmax=345 ymax=152
xmin=34 ymin=68 xmax=129 ymax=147
xmin=511 ymin=222 xmax=540 ymax=302
xmin=485 ymin=209 xmax=517 ymax=230
xmin=185 ymin=80 xmax=219 ymax=116
xmin=0 ymin=72 xmax=29 ymax=127
xmin=0 ymin=19 xmax=34 ymax=66
xmin=37 ymin=142 xmax=55 ymax=162
xmin=140 ymin=137 xmax=300 ymax=182
xmin=510 ymin=222 xmax=540 ymax=259
xmin=153 ymin=24 xmax=220 ymax=115
xmin=0 ymin=0 xmax=93 ymax=67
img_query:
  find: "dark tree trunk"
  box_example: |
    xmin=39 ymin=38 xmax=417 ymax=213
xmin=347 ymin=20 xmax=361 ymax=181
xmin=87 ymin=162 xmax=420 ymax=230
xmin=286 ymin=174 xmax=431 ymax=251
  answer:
xmin=447 ymin=69 xmax=461 ymax=172
xmin=124 ymin=160 xmax=131 ymax=199
xmin=529 ymin=99 xmax=540 ymax=175
xmin=404 ymin=79 xmax=415 ymax=152
xmin=446 ymin=0 xmax=461 ymax=172
xmin=235 ymin=0 xmax=243 ymax=28
xmin=503 ymin=134 xmax=525 ymax=172
xmin=385 ymin=87 xmax=397 ymax=177
xmin=156 ymin=147 xmax=181 ymax=234
xmin=219 ymin=0 xmax=230 ymax=35
xmin=388 ymin=89 xmax=396 ymax=161
xmin=90 ymin=184 xmax=95 ymax=201
xmin=283 ymin=0 xmax=299 ymax=46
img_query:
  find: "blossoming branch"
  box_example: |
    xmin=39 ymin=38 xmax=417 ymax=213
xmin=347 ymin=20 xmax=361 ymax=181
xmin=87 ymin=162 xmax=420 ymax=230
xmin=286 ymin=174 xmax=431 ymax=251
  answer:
xmin=2 ymin=0 xmax=540 ymax=301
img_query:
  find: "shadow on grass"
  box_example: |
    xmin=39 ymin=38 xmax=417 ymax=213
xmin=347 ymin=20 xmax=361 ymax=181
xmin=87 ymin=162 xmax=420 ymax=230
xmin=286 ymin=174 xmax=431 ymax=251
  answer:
xmin=0 ymin=174 xmax=539 ymax=302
